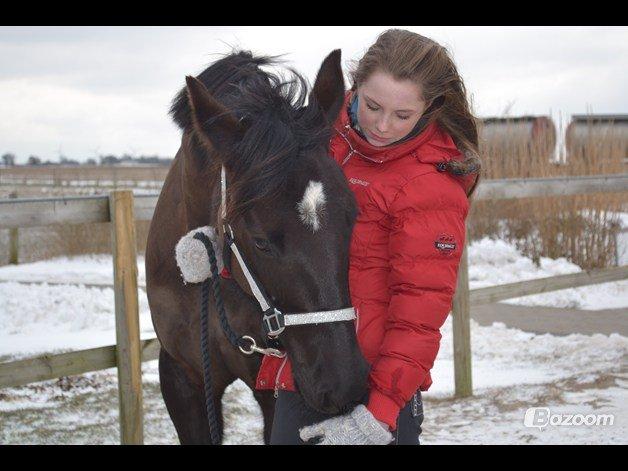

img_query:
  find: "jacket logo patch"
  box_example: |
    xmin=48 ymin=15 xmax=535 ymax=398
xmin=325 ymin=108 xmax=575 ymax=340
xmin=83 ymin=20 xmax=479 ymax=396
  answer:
xmin=349 ymin=177 xmax=370 ymax=186
xmin=435 ymin=234 xmax=457 ymax=255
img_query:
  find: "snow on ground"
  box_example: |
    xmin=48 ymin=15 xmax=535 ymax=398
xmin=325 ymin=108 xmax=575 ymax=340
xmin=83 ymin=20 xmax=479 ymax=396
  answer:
xmin=0 ymin=281 xmax=155 ymax=360
xmin=0 ymin=255 xmax=154 ymax=360
xmin=468 ymin=237 xmax=628 ymax=310
xmin=1 ymin=320 xmax=626 ymax=444
xmin=0 ymin=254 xmax=146 ymax=286
xmin=1 ymin=239 xmax=627 ymax=444
xmin=0 ymin=240 xmax=626 ymax=359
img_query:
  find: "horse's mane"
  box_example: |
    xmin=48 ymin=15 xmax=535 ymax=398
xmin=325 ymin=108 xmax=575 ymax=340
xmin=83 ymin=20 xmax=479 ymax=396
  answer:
xmin=170 ymin=50 xmax=332 ymax=220
xmin=170 ymin=51 xmax=272 ymax=130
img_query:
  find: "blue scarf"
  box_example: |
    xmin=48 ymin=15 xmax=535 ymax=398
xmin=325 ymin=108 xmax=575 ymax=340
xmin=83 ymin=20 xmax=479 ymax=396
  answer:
xmin=349 ymin=94 xmax=364 ymax=135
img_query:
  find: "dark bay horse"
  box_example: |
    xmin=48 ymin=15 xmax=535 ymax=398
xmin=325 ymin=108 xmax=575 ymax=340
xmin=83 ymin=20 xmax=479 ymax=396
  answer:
xmin=145 ymin=50 xmax=369 ymax=444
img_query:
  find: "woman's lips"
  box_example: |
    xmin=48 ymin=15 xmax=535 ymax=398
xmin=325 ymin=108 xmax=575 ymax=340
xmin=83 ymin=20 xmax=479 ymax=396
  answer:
xmin=368 ymin=131 xmax=389 ymax=143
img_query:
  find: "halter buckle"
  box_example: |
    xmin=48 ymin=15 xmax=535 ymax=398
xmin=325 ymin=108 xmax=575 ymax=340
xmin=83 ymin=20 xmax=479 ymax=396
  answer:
xmin=262 ymin=308 xmax=285 ymax=337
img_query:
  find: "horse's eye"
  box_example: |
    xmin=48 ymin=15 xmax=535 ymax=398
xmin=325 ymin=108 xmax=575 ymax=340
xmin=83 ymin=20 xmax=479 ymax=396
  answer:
xmin=254 ymin=238 xmax=271 ymax=252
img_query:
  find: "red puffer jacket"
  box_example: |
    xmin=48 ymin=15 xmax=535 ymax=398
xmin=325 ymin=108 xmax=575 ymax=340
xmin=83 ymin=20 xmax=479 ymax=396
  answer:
xmin=255 ymin=92 xmax=477 ymax=429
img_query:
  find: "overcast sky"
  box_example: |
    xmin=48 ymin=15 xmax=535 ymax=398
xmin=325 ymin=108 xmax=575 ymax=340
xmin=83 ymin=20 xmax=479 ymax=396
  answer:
xmin=1 ymin=26 xmax=627 ymax=163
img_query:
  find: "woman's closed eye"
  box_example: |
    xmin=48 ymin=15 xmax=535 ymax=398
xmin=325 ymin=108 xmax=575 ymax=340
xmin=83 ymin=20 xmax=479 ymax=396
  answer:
xmin=367 ymin=102 xmax=410 ymax=121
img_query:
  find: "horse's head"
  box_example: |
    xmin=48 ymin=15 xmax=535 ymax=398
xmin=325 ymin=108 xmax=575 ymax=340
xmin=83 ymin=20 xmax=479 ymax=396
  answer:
xmin=182 ymin=50 xmax=369 ymax=414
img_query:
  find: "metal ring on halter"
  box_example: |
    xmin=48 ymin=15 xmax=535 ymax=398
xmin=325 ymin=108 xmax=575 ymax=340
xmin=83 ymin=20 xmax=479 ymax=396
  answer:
xmin=238 ymin=335 xmax=287 ymax=358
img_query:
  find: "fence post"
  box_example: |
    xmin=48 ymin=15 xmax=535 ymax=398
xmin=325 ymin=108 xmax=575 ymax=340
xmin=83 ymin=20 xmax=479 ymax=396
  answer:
xmin=9 ymin=191 xmax=18 ymax=264
xmin=452 ymin=235 xmax=472 ymax=398
xmin=109 ymin=190 xmax=144 ymax=445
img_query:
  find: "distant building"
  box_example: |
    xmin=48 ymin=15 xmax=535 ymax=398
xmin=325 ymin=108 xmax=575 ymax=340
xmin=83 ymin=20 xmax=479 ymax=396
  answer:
xmin=566 ymin=114 xmax=628 ymax=162
xmin=479 ymin=116 xmax=557 ymax=159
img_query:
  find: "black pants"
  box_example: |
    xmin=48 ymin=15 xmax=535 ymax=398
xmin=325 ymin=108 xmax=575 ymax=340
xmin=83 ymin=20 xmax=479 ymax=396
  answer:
xmin=270 ymin=390 xmax=424 ymax=445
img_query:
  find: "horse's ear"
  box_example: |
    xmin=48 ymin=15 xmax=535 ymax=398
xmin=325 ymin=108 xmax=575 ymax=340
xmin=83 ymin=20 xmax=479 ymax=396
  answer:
xmin=185 ymin=75 xmax=242 ymax=156
xmin=310 ymin=49 xmax=345 ymax=124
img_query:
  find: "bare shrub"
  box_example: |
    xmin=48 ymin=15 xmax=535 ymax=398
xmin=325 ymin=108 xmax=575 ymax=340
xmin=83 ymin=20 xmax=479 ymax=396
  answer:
xmin=470 ymin=117 xmax=626 ymax=269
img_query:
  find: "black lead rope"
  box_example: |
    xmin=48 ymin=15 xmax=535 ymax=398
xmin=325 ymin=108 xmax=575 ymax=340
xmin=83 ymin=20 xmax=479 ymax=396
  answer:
xmin=193 ymin=231 xmax=287 ymax=444
xmin=199 ymin=278 xmax=221 ymax=445
xmin=194 ymin=232 xmax=246 ymax=349
xmin=194 ymin=232 xmax=247 ymax=445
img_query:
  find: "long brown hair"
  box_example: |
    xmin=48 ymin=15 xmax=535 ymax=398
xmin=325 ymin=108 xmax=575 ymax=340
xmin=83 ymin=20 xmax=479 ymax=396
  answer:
xmin=350 ymin=29 xmax=481 ymax=195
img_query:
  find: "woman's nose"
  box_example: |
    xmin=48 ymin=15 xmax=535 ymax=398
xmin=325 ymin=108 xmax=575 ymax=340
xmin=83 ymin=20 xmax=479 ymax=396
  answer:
xmin=376 ymin=115 xmax=391 ymax=133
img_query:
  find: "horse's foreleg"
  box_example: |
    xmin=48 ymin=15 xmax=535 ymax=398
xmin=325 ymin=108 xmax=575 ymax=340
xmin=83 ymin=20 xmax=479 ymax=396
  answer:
xmin=159 ymin=347 xmax=231 ymax=444
xmin=253 ymin=390 xmax=276 ymax=445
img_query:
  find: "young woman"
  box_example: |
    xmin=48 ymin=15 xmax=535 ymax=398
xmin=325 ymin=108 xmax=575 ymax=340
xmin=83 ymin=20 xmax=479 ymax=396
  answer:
xmin=255 ymin=29 xmax=482 ymax=445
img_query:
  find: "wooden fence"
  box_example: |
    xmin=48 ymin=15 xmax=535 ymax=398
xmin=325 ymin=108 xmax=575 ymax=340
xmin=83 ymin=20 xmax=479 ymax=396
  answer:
xmin=0 ymin=173 xmax=627 ymax=443
xmin=0 ymin=165 xmax=169 ymax=189
xmin=0 ymin=190 xmax=152 ymax=445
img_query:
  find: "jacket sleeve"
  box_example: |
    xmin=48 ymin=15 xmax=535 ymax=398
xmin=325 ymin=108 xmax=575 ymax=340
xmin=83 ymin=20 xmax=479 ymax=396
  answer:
xmin=366 ymin=172 xmax=469 ymax=429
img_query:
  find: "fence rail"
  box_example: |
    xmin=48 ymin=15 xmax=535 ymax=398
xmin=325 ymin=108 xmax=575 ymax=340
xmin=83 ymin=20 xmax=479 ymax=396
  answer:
xmin=473 ymin=173 xmax=628 ymax=201
xmin=470 ymin=265 xmax=628 ymax=306
xmin=0 ymin=194 xmax=158 ymax=229
xmin=0 ymin=165 xmax=170 ymax=185
xmin=1 ymin=173 xmax=627 ymax=442
xmin=0 ymin=339 xmax=161 ymax=389
xmin=2 ymin=174 xmax=627 ymax=230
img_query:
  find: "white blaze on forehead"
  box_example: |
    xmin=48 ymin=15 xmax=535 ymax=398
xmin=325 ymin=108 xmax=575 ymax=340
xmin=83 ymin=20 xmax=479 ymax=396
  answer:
xmin=297 ymin=180 xmax=326 ymax=232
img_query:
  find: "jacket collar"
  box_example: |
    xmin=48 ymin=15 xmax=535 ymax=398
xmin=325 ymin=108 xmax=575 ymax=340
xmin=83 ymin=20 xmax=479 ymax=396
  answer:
xmin=334 ymin=91 xmax=463 ymax=165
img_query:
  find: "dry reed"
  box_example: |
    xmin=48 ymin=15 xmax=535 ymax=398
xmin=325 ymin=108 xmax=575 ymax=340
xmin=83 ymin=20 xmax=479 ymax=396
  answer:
xmin=469 ymin=118 xmax=627 ymax=269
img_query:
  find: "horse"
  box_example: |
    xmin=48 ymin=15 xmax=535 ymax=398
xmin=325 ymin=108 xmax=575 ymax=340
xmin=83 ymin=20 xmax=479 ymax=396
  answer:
xmin=145 ymin=50 xmax=370 ymax=444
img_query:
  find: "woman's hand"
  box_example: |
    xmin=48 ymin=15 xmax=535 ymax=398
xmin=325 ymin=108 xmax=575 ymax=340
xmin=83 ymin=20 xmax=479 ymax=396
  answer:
xmin=299 ymin=405 xmax=393 ymax=445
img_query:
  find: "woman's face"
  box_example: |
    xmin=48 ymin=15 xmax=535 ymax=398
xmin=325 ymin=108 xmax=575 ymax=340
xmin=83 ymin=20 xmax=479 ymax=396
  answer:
xmin=356 ymin=70 xmax=429 ymax=147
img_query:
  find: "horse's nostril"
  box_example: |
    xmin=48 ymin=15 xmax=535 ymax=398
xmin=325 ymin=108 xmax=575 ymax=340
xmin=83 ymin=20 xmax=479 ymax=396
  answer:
xmin=315 ymin=385 xmax=348 ymax=413
xmin=337 ymin=399 xmax=358 ymax=415
xmin=313 ymin=389 xmax=337 ymax=414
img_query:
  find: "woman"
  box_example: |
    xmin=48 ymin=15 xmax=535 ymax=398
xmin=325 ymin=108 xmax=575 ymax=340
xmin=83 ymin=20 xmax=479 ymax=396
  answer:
xmin=255 ymin=29 xmax=481 ymax=445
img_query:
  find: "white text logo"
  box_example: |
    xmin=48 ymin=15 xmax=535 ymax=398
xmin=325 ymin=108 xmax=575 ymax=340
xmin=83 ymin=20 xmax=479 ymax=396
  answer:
xmin=349 ymin=177 xmax=369 ymax=187
xmin=524 ymin=407 xmax=614 ymax=430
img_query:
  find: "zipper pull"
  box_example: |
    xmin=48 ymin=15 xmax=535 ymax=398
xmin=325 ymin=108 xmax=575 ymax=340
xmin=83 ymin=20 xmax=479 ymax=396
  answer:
xmin=342 ymin=150 xmax=355 ymax=166
xmin=273 ymin=356 xmax=288 ymax=398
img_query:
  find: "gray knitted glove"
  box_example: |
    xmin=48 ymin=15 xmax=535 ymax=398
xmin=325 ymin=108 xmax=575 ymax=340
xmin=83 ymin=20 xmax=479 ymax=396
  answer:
xmin=299 ymin=404 xmax=394 ymax=445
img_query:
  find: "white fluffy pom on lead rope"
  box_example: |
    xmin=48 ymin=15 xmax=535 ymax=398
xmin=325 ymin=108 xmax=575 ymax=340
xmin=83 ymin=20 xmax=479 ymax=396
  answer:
xmin=175 ymin=226 xmax=223 ymax=284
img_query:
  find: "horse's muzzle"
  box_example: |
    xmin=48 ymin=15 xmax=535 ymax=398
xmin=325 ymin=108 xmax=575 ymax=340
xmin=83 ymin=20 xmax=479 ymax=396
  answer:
xmin=307 ymin=357 xmax=370 ymax=415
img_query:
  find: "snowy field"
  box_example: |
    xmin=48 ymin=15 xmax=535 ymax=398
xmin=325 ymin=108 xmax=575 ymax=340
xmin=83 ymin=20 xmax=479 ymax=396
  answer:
xmin=0 ymin=238 xmax=627 ymax=444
